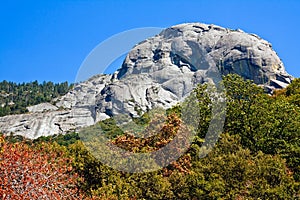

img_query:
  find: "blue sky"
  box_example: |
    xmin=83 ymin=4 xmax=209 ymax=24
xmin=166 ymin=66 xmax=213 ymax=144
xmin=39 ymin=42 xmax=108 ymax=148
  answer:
xmin=0 ymin=0 xmax=299 ymax=83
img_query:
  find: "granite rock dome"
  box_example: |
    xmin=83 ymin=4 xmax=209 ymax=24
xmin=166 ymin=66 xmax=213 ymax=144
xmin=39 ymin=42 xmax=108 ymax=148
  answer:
xmin=0 ymin=23 xmax=293 ymax=138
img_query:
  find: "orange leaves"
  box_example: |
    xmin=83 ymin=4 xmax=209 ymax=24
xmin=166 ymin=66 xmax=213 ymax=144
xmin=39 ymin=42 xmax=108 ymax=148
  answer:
xmin=0 ymin=136 xmax=83 ymax=200
xmin=111 ymin=113 xmax=192 ymax=176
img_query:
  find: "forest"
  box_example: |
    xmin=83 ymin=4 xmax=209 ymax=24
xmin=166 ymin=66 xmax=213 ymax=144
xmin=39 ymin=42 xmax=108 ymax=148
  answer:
xmin=0 ymin=74 xmax=299 ymax=199
xmin=0 ymin=80 xmax=73 ymax=116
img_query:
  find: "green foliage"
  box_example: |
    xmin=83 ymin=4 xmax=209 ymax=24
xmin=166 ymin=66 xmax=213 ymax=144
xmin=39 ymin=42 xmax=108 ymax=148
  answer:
xmin=0 ymin=80 xmax=73 ymax=117
xmin=33 ymin=132 xmax=80 ymax=146
xmin=283 ymin=78 xmax=300 ymax=107
xmin=188 ymin=133 xmax=299 ymax=199
xmin=286 ymin=78 xmax=300 ymax=96
xmin=223 ymin=74 xmax=300 ymax=181
xmin=97 ymin=118 xmax=126 ymax=139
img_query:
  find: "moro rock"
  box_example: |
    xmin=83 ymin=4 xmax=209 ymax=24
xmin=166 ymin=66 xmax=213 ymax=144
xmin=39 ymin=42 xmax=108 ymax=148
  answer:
xmin=0 ymin=23 xmax=293 ymax=138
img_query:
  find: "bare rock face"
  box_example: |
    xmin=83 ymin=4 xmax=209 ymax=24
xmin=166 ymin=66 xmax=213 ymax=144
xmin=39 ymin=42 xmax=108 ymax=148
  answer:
xmin=121 ymin=23 xmax=291 ymax=85
xmin=96 ymin=23 xmax=292 ymax=119
xmin=0 ymin=74 xmax=112 ymax=138
xmin=0 ymin=23 xmax=293 ymax=139
xmin=27 ymin=103 xmax=58 ymax=113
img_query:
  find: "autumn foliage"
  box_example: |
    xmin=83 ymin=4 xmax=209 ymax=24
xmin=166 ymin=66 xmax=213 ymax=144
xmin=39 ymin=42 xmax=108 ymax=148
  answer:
xmin=0 ymin=136 xmax=83 ymax=200
xmin=112 ymin=113 xmax=192 ymax=175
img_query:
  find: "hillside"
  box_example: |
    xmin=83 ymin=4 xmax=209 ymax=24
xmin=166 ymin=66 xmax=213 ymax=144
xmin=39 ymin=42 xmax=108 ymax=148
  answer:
xmin=0 ymin=81 xmax=73 ymax=117
xmin=1 ymin=74 xmax=299 ymax=199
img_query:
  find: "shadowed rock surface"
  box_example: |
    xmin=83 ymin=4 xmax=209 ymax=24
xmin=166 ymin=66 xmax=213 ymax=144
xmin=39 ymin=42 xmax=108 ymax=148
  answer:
xmin=0 ymin=23 xmax=293 ymax=139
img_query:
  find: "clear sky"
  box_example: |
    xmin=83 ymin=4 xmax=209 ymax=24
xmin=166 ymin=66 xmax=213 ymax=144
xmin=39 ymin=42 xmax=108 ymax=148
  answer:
xmin=1 ymin=0 xmax=299 ymax=83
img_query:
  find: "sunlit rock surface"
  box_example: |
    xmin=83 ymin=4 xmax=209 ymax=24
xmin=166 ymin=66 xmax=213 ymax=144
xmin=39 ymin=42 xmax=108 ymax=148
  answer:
xmin=0 ymin=23 xmax=293 ymax=139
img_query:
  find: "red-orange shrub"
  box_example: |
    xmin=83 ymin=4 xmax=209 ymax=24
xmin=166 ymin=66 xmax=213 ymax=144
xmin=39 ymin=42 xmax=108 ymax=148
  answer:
xmin=0 ymin=136 xmax=83 ymax=199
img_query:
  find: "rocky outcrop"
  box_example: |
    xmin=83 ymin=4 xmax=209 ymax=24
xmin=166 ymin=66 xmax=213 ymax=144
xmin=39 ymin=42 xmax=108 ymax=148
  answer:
xmin=27 ymin=103 xmax=58 ymax=113
xmin=0 ymin=23 xmax=294 ymax=139
xmin=95 ymin=23 xmax=292 ymax=120
xmin=0 ymin=74 xmax=111 ymax=138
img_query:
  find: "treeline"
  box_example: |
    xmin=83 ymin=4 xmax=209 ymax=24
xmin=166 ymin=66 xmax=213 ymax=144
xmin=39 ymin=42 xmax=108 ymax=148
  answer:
xmin=1 ymin=74 xmax=299 ymax=199
xmin=0 ymin=80 xmax=73 ymax=117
